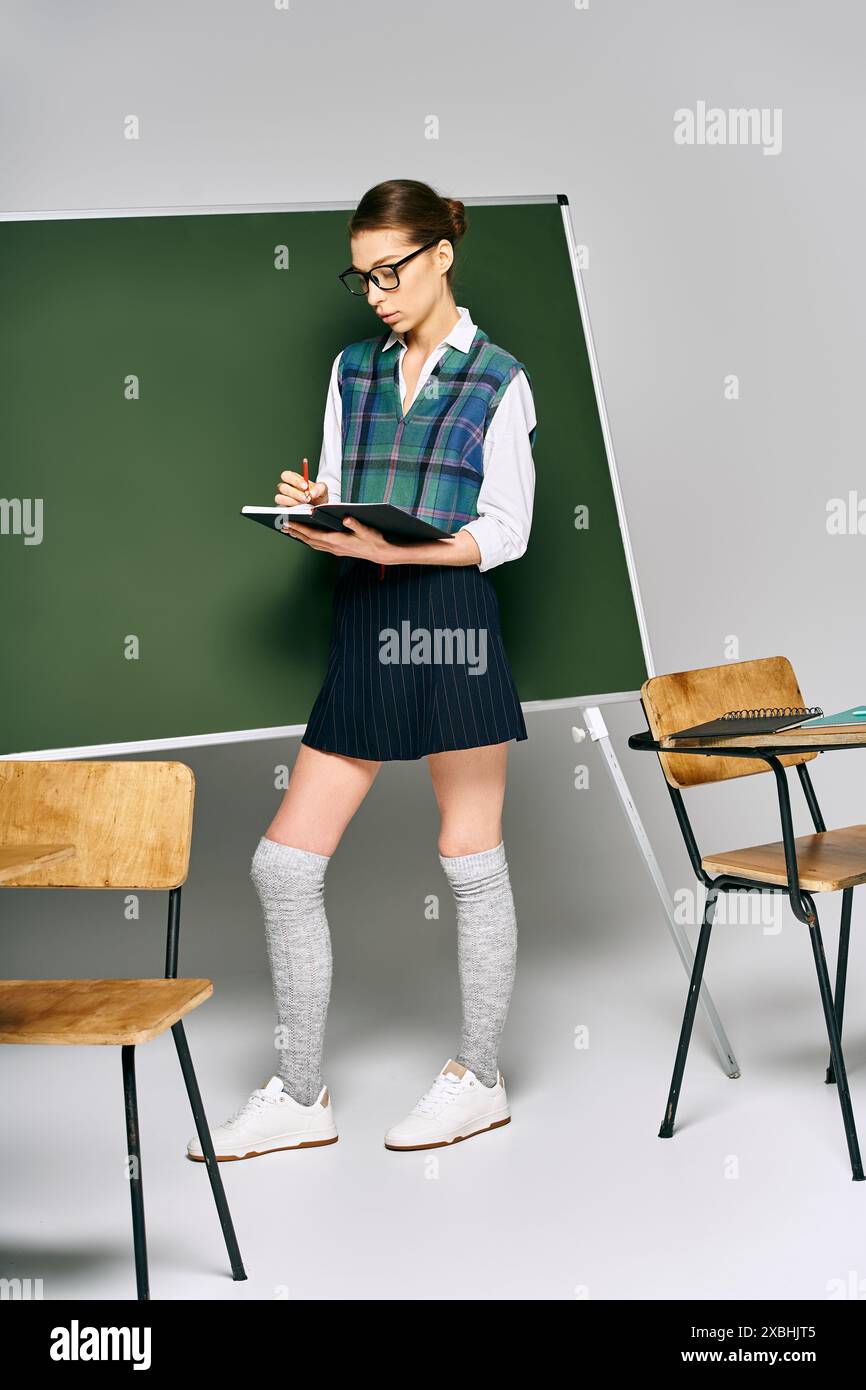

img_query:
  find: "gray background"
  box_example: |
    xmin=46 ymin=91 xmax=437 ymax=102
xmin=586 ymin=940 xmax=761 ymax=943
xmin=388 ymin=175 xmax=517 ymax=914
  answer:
xmin=3 ymin=0 xmax=865 ymax=1301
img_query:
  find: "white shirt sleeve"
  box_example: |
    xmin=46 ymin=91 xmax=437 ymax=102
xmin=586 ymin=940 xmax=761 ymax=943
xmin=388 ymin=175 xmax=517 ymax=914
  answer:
xmin=314 ymin=350 xmax=343 ymax=504
xmin=459 ymin=370 xmax=536 ymax=572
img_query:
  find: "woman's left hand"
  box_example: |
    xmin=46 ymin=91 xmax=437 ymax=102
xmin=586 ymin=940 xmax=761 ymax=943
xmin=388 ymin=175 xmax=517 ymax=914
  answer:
xmin=281 ymin=515 xmax=398 ymax=565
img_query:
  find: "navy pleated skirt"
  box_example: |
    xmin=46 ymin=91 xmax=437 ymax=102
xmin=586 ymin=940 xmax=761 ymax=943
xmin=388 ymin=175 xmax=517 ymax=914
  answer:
xmin=301 ymin=556 xmax=528 ymax=761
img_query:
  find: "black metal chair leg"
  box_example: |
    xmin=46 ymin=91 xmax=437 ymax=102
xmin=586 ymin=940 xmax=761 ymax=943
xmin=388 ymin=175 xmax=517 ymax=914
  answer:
xmin=659 ymin=886 xmax=719 ymax=1138
xmin=807 ymin=903 xmax=864 ymax=1180
xmin=172 ymin=1020 xmax=247 ymax=1281
xmin=121 ymin=1045 xmax=150 ymax=1300
xmin=826 ymin=886 xmax=853 ymax=1085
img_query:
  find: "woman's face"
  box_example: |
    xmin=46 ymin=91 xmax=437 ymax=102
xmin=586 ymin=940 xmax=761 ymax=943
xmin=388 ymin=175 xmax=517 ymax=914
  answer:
xmin=349 ymin=229 xmax=452 ymax=335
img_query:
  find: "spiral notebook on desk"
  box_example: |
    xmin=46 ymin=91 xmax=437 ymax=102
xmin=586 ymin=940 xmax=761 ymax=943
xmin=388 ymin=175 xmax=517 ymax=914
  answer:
xmin=667 ymin=705 xmax=825 ymax=741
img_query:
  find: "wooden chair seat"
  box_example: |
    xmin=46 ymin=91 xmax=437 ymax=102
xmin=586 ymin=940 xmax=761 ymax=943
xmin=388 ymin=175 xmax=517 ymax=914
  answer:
xmin=0 ymin=978 xmax=213 ymax=1046
xmin=702 ymin=825 xmax=866 ymax=893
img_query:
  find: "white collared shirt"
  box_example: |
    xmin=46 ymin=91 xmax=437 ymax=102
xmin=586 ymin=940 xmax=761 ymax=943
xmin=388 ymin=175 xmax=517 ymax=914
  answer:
xmin=314 ymin=305 xmax=536 ymax=571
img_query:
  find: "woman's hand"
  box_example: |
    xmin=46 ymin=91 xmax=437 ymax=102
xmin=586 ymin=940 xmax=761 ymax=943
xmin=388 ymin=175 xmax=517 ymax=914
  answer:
xmin=275 ymin=457 xmax=328 ymax=508
xmin=281 ymin=513 xmax=400 ymax=565
xmin=276 ymin=453 xmax=393 ymax=561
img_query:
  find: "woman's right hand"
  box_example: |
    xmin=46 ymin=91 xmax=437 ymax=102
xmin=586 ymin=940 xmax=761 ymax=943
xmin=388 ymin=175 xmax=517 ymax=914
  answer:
xmin=275 ymin=457 xmax=329 ymax=507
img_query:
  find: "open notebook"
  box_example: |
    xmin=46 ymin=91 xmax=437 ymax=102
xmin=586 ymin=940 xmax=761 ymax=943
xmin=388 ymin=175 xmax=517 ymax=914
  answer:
xmin=241 ymin=503 xmax=451 ymax=543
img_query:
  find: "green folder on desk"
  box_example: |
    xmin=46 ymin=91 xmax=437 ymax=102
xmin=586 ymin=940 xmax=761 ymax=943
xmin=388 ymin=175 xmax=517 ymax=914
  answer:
xmin=797 ymin=706 xmax=866 ymax=730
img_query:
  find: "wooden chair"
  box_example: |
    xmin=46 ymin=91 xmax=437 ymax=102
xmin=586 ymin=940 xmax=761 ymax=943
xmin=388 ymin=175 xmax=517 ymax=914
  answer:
xmin=0 ymin=760 xmax=247 ymax=1298
xmin=638 ymin=655 xmax=866 ymax=1181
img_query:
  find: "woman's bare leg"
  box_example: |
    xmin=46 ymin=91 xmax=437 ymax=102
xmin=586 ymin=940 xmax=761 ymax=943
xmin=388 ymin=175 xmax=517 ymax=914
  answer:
xmin=427 ymin=742 xmax=508 ymax=856
xmin=264 ymin=742 xmax=382 ymax=854
xmin=427 ymin=742 xmax=516 ymax=1089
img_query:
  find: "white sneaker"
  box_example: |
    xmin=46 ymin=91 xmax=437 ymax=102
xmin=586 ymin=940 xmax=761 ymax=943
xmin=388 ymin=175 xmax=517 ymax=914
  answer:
xmin=384 ymin=1059 xmax=511 ymax=1151
xmin=186 ymin=1075 xmax=338 ymax=1162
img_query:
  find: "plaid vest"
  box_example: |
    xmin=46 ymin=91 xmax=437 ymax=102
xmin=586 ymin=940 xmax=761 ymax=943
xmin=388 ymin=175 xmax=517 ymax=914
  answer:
xmin=338 ymin=325 xmax=535 ymax=533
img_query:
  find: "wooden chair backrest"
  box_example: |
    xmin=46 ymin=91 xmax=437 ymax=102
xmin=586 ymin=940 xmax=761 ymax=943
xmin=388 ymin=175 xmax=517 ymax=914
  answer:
xmin=641 ymin=655 xmax=818 ymax=789
xmin=0 ymin=761 xmax=195 ymax=888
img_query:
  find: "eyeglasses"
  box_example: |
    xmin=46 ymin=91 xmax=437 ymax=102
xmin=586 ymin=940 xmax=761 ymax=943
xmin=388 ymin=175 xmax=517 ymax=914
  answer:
xmin=338 ymin=238 xmax=442 ymax=295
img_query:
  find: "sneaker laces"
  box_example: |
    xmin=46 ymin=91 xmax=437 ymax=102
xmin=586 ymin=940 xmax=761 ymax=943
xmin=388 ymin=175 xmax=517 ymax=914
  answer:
xmin=223 ymin=1085 xmax=283 ymax=1130
xmin=411 ymin=1071 xmax=464 ymax=1117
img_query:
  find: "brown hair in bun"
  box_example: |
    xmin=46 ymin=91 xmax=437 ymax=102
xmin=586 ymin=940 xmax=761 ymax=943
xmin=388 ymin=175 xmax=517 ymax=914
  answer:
xmin=349 ymin=179 xmax=468 ymax=289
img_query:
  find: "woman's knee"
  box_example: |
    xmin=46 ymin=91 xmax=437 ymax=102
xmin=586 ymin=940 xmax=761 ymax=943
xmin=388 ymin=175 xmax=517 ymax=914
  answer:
xmin=437 ymin=822 xmax=504 ymax=858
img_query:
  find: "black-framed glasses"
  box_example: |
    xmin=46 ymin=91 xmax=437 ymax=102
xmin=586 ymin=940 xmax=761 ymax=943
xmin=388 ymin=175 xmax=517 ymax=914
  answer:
xmin=338 ymin=237 xmax=442 ymax=295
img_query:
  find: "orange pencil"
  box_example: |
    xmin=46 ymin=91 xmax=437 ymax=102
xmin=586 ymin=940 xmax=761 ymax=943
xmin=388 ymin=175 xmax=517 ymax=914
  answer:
xmin=302 ymin=457 xmax=310 ymax=500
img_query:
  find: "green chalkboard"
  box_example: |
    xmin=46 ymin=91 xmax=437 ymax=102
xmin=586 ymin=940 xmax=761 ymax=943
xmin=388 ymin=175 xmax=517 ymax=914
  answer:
xmin=0 ymin=197 xmax=648 ymax=755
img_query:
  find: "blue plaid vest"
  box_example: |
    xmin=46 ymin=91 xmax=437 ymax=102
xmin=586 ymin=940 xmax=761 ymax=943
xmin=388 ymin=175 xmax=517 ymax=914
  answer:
xmin=338 ymin=325 xmax=535 ymax=534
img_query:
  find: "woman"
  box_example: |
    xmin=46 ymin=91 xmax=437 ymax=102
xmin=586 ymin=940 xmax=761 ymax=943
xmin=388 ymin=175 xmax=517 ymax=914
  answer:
xmin=187 ymin=179 xmax=536 ymax=1161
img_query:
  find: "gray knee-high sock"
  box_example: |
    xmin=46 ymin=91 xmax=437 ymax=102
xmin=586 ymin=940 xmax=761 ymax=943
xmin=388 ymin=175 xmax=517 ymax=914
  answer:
xmin=250 ymin=835 xmax=333 ymax=1107
xmin=438 ymin=840 xmax=517 ymax=1088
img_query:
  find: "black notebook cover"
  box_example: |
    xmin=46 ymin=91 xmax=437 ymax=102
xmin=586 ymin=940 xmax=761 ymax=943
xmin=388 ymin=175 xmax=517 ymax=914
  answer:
xmin=667 ymin=706 xmax=823 ymax=741
xmin=241 ymin=503 xmax=451 ymax=543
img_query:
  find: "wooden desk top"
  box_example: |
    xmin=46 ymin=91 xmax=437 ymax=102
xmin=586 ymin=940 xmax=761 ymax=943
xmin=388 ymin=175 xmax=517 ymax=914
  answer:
xmin=0 ymin=844 xmax=76 ymax=885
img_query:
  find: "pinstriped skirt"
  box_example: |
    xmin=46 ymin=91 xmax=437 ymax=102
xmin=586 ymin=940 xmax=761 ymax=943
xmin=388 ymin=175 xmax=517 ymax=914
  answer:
xmin=301 ymin=556 xmax=528 ymax=761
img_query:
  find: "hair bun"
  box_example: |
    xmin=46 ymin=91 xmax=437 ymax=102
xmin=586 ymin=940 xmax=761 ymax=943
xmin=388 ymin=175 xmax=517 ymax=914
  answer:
xmin=444 ymin=196 xmax=467 ymax=242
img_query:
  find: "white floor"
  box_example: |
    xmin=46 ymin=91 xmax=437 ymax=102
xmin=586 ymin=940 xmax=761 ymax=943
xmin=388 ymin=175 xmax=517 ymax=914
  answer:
xmin=3 ymin=892 xmax=865 ymax=1302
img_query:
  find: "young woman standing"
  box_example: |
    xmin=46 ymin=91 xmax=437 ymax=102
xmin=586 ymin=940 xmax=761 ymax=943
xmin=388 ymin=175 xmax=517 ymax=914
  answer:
xmin=187 ymin=179 xmax=536 ymax=1161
